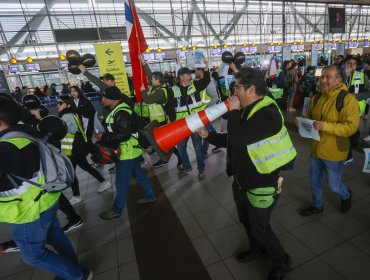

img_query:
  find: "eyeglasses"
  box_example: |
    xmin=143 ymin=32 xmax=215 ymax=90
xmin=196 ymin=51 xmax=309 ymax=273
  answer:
xmin=234 ymin=84 xmax=251 ymax=90
xmin=57 ymin=101 xmax=64 ymax=105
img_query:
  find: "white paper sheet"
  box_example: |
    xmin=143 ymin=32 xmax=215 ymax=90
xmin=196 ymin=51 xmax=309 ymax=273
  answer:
xmin=362 ymin=148 xmax=370 ymax=173
xmin=296 ymin=117 xmax=320 ymax=141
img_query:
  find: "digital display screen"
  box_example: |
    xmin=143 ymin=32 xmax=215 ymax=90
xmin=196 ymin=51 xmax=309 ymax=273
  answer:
xmin=365 ymin=41 xmax=370 ymax=47
xmin=154 ymin=52 xmax=165 ymax=61
xmin=330 ymin=42 xmax=337 ymax=49
xmin=211 ymin=48 xmax=221 ymax=56
xmin=143 ymin=53 xmax=155 ymax=61
xmin=241 ymin=47 xmax=249 ymax=53
xmin=297 ymin=44 xmax=304 ymax=51
xmin=316 ymin=43 xmax=323 ymax=50
xmin=266 ymin=45 xmax=274 ymax=53
xmin=8 ymin=65 xmax=21 ymax=73
xmin=291 ymin=45 xmax=298 ymax=51
xmin=25 ymin=63 xmax=40 ymax=72
xmin=249 ymin=46 xmax=257 ymax=53
xmin=59 ymin=60 xmax=68 ymax=69
xmin=349 ymin=42 xmax=358 ymax=48
xmin=274 ymin=45 xmax=282 ymax=52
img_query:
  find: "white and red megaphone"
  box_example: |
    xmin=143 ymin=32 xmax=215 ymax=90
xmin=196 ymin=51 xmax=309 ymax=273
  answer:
xmin=142 ymin=101 xmax=229 ymax=162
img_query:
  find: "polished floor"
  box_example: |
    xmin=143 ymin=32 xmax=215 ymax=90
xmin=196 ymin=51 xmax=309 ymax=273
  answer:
xmin=1 ymin=116 xmax=370 ymax=280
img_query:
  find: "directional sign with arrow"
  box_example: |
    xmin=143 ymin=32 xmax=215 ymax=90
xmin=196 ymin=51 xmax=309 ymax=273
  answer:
xmin=105 ymin=48 xmax=114 ymax=56
xmin=107 ymin=60 xmax=115 ymax=65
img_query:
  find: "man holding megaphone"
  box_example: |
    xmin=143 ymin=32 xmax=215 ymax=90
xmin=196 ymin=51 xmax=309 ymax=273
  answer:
xmin=198 ymin=67 xmax=296 ymax=280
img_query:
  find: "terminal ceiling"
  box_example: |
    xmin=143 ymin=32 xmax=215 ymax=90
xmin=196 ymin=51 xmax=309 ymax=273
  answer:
xmin=0 ymin=0 xmax=369 ymax=60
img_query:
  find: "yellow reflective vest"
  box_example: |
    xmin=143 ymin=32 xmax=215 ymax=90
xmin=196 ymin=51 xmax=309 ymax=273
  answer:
xmin=147 ymin=86 xmax=168 ymax=123
xmin=246 ymin=96 xmax=297 ymax=174
xmin=60 ymin=113 xmax=87 ymax=156
xmin=172 ymin=83 xmax=205 ymax=120
xmin=0 ymin=138 xmax=60 ymax=224
xmin=105 ymin=103 xmax=142 ymax=160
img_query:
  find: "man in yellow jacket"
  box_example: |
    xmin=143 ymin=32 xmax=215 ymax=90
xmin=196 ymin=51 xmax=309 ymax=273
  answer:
xmin=300 ymin=65 xmax=359 ymax=216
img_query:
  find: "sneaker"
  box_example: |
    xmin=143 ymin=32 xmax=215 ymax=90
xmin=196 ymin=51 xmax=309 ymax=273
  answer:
xmin=153 ymin=159 xmax=168 ymax=168
xmin=363 ymin=135 xmax=370 ymax=141
xmin=63 ymin=219 xmax=83 ymax=233
xmin=137 ymin=197 xmax=157 ymax=204
xmin=344 ymin=157 xmax=353 ymax=165
xmin=236 ymin=250 xmax=267 ymax=263
xmin=1 ymin=240 xmax=19 ymax=253
xmin=69 ymin=196 xmax=82 ymax=205
xmin=108 ymin=166 xmax=116 ymax=173
xmin=97 ymin=181 xmax=112 ymax=193
xmin=299 ymin=206 xmax=323 ymax=217
xmin=82 ymin=269 xmax=94 ymax=280
xmin=99 ymin=210 xmax=121 ymax=220
xmin=178 ymin=167 xmax=193 ymax=175
xmin=198 ymin=171 xmax=205 ymax=180
xmin=341 ymin=189 xmax=352 ymax=213
xmin=212 ymin=146 xmax=222 ymax=153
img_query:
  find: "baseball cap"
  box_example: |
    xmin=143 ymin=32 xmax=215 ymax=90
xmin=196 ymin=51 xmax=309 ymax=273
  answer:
xmin=103 ymin=73 xmax=115 ymax=81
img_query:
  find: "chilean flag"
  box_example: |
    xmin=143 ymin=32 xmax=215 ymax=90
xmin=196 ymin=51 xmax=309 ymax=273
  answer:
xmin=125 ymin=0 xmax=148 ymax=103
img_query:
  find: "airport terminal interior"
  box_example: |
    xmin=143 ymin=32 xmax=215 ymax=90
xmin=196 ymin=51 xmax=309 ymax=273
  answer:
xmin=1 ymin=0 xmax=370 ymax=280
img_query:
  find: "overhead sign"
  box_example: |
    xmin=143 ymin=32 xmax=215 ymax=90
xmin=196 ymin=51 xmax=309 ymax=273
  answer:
xmin=55 ymin=27 xmax=127 ymax=43
xmin=94 ymin=42 xmax=130 ymax=96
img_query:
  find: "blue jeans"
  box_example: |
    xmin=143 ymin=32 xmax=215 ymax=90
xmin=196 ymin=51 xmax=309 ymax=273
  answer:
xmin=177 ymin=133 xmax=205 ymax=172
xmin=12 ymin=202 xmax=83 ymax=280
xmin=202 ymin=124 xmax=217 ymax=155
xmin=113 ymin=156 xmax=156 ymax=213
xmin=310 ymin=156 xmax=351 ymax=208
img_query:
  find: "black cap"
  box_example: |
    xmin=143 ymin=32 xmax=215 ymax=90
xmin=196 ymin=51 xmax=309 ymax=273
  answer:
xmin=102 ymin=86 xmax=122 ymax=100
xmin=103 ymin=73 xmax=115 ymax=81
xmin=22 ymin=95 xmax=41 ymax=109
xmin=177 ymin=67 xmax=192 ymax=77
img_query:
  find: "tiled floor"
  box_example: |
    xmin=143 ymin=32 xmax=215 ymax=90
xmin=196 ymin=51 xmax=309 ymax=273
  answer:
xmin=2 ymin=115 xmax=370 ymax=280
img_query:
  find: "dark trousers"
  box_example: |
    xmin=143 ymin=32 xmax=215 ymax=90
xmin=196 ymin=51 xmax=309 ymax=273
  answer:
xmin=232 ymin=181 xmax=286 ymax=268
xmin=69 ymin=155 xmax=105 ymax=196
xmin=59 ymin=193 xmax=80 ymax=222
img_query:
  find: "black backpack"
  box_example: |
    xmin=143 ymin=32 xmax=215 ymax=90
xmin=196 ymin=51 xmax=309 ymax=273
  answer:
xmin=313 ymin=90 xmax=359 ymax=148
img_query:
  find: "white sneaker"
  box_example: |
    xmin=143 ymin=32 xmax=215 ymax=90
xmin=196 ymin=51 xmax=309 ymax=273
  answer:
xmin=363 ymin=135 xmax=370 ymax=141
xmin=97 ymin=181 xmax=112 ymax=193
xmin=69 ymin=196 xmax=82 ymax=205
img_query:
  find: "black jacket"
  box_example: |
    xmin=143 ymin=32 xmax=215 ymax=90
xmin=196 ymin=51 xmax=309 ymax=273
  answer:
xmin=75 ymin=97 xmax=96 ymax=138
xmin=206 ymin=99 xmax=282 ymax=190
xmin=0 ymin=125 xmax=40 ymax=192
xmin=100 ymin=101 xmax=133 ymax=147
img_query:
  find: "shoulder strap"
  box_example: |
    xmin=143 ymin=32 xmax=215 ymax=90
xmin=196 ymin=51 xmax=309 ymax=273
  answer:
xmin=0 ymin=131 xmax=36 ymax=142
xmin=313 ymin=92 xmax=322 ymax=108
xmin=336 ymin=90 xmax=349 ymax=112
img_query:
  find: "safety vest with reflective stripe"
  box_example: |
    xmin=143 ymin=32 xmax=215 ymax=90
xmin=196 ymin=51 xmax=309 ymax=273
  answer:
xmin=0 ymin=138 xmax=60 ymax=224
xmin=266 ymin=69 xmax=284 ymax=100
xmin=106 ymin=102 xmax=142 ymax=160
xmin=147 ymin=86 xmax=168 ymax=123
xmin=60 ymin=113 xmax=87 ymax=156
xmin=172 ymin=83 xmax=205 ymax=120
xmin=134 ymin=102 xmax=150 ymax=118
xmin=349 ymin=72 xmax=367 ymax=116
xmin=246 ymin=96 xmax=297 ymax=174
